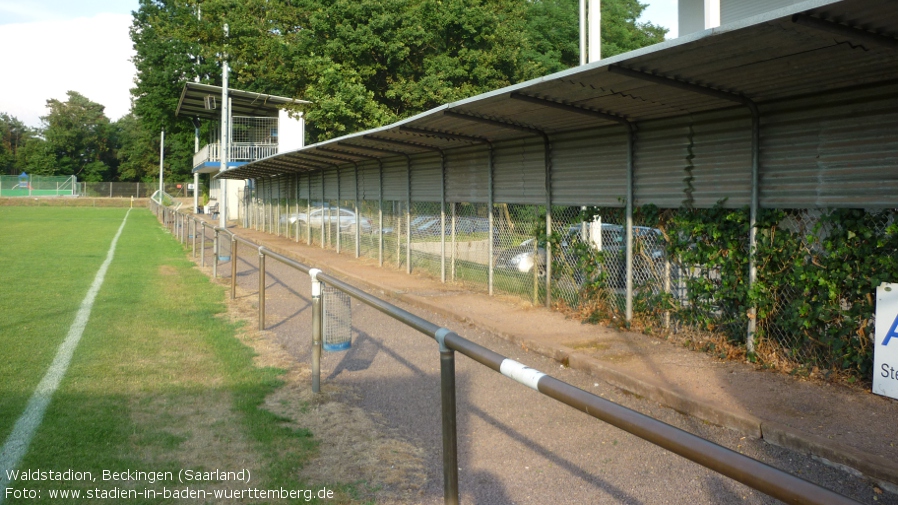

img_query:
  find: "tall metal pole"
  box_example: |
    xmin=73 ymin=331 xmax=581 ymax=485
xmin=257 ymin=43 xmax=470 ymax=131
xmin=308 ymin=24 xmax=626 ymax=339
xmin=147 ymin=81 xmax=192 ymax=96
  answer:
xmin=588 ymin=0 xmax=601 ymax=63
xmin=579 ymin=0 xmax=587 ymax=65
xmin=194 ymin=123 xmax=200 ymax=213
xmin=219 ymin=23 xmax=230 ymax=229
xmin=159 ymin=130 xmax=165 ymax=196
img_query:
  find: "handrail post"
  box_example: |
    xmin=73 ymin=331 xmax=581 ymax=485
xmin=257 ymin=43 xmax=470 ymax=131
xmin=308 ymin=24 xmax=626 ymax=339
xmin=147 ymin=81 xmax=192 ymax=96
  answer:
xmin=201 ymin=222 xmax=206 ymax=268
xmin=310 ymin=268 xmax=323 ymax=394
xmin=192 ymin=218 xmax=197 ymax=258
xmin=259 ymin=249 xmax=266 ymax=330
xmin=231 ymin=236 xmax=238 ymax=300
xmin=435 ymin=329 xmax=459 ymax=505
xmin=213 ymin=229 xmax=219 ymax=279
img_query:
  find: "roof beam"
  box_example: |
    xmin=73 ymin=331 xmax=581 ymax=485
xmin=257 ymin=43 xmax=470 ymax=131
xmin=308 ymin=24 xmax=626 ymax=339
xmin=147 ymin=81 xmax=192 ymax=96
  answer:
xmin=316 ymin=146 xmax=379 ymax=160
xmin=607 ymin=65 xmax=752 ymax=107
xmin=398 ymin=126 xmax=489 ymax=144
xmin=281 ymin=152 xmax=331 ymax=169
xmin=296 ymin=151 xmax=356 ymax=165
xmin=509 ymin=92 xmax=631 ymax=126
xmin=442 ymin=110 xmax=545 ymax=136
xmin=364 ymin=134 xmax=443 ymax=152
xmin=792 ymin=14 xmax=898 ymax=50
xmin=337 ymin=141 xmax=407 ymax=158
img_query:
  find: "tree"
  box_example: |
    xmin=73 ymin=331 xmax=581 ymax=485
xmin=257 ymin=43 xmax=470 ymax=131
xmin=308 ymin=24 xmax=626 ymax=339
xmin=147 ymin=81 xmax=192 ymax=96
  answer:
xmin=115 ymin=113 xmax=160 ymax=182
xmin=523 ymin=0 xmax=667 ymax=73
xmin=129 ymin=0 xmax=668 ymax=147
xmin=40 ymin=91 xmax=118 ymax=181
xmin=600 ymin=0 xmax=667 ymax=57
xmin=0 ymin=113 xmax=34 ymax=175
xmin=130 ymin=0 xmax=218 ymax=182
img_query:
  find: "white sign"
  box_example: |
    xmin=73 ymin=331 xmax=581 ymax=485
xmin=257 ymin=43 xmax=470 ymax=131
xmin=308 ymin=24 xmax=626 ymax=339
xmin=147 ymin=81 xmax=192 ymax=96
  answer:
xmin=188 ymin=184 xmax=195 ymax=190
xmin=874 ymin=283 xmax=898 ymax=399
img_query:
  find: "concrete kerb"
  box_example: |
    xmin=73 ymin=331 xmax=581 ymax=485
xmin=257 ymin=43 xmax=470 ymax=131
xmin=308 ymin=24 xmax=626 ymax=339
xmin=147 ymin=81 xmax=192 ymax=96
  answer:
xmin=241 ymin=236 xmax=898 ymax=490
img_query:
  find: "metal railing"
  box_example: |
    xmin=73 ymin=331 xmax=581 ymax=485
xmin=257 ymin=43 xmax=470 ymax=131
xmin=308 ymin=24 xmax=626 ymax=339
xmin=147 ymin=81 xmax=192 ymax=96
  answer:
xmin=193 ymin=142 xmax=279 ymax=169
xmin=152 ymin=200 xmax=862 ymax=505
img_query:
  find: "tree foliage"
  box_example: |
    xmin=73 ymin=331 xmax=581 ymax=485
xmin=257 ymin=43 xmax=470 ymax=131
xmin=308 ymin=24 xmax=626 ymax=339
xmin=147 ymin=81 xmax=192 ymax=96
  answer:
xmin=0 ymin=113 xmax=34 ymax=175
xmin=38 ymin=91 xmax=119 ymax=182
xmin=128 ymin=0 xmax=667 ymax=146
xmin=2 ymin=0 xmax=668 ymax=181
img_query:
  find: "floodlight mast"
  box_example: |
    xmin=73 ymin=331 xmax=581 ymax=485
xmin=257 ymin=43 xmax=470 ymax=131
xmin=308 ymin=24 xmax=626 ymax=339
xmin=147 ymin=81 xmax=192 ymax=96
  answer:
xmin=218 ymin=23 xmax=229 ymax=228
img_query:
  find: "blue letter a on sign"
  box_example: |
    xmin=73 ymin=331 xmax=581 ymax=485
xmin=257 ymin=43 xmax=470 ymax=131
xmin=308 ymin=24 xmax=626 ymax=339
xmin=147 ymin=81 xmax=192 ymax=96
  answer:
xmin=883 ymin=314 xmax=898 ymax=346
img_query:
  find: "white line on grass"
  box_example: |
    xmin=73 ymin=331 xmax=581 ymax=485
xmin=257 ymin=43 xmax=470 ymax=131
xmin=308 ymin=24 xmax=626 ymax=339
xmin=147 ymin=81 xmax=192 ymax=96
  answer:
xmin=0 ymin=209 xmax=131 ymax=502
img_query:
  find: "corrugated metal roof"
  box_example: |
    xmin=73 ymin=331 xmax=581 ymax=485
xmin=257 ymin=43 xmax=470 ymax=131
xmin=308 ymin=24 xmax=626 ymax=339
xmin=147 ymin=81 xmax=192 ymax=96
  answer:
xmin=176 ymin=82 xmax=309 ymax=120
xmin=218 ymin=0 xmax=898 ymax=182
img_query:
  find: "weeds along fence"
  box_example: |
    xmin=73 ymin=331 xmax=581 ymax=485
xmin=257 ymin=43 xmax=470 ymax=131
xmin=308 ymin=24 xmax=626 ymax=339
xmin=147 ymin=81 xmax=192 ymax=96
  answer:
xmin=153 ymin=200 xmax=862 ymax=505
xmin=237 ymin=169 xmax=897 ymax=381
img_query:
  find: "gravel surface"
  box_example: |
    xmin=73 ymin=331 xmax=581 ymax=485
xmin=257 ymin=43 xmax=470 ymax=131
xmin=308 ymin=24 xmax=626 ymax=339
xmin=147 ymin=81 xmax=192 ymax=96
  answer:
xmin=189 ymin=230 xmax=894 ymax=505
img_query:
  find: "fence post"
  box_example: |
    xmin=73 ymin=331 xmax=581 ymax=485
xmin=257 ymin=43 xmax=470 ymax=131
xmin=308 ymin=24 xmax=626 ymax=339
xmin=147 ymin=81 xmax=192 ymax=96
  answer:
xmin=310 ymin=268 xmax=323 ymax=394
xmin=435 ymin=329 xmax=460 ymax=505
xmin=231 ymin=237 xmax=238 ymax=300
xmin=213 ymin=229 xmax=219 ymax=279
xmin=259 ymin=249 xmax=266 ymax=331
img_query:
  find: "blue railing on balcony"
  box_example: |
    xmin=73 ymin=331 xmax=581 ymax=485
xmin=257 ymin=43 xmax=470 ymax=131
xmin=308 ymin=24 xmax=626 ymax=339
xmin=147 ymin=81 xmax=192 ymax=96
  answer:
xmin=193 ymin=143 xmax=279 ymax=169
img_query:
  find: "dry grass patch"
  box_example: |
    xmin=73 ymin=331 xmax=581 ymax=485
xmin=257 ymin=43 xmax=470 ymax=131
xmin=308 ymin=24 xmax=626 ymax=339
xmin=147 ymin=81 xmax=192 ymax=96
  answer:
xmin=216 ymin=279 xmax=429 ymax=503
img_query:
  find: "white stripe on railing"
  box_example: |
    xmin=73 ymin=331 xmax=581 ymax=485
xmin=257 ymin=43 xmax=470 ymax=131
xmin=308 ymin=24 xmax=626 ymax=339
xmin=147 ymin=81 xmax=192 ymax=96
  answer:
xmin=499 ymin=359 xmax=546 ymax=391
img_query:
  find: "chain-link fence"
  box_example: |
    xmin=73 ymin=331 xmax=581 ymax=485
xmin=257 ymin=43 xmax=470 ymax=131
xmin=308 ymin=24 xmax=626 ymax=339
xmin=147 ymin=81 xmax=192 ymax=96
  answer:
xmin=242 ymin=175 xmax=898 ymax=379
xmin=0 ymin=175 xmax=77 ymax=196
xmin=0 ymin=177 xmax=199 ymax=199
xmin=752 ymin=208 xmax=897 ymax=373
xmin=448 ymin=202 xmax=491 ymax=288
xmin=79 ymin=181 xmax=194 ymax=198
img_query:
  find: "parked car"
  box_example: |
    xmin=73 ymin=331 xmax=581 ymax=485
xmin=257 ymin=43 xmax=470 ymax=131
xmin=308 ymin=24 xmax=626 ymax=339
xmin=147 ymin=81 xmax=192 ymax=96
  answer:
xmin=280 ymin=206 xmax=373 ymax=233
xmin=495 ymin=224 xmax=667 ymax=288
xmin=494 ymin=226 xmax=581 ymax=275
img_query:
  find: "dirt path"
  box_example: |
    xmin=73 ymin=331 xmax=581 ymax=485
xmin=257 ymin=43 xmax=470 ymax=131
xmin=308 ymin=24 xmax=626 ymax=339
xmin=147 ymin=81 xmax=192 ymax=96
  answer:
xmin=186 ymin=223 xmax=892 ymax=504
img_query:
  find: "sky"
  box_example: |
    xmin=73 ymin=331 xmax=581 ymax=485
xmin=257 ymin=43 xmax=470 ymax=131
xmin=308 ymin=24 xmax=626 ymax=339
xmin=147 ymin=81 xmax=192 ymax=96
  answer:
xmin=0 ymin=0 xmax=677 ymax=130
xmin=0 ymin=1 xmax=140 ymax=128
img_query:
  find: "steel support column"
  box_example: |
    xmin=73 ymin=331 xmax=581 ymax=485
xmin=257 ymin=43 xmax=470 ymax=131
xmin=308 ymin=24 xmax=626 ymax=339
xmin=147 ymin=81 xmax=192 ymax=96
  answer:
xmin=441 ymin=152 xmax=447 ymax=283
xmin=406 ymin=156 xmax=412 ymax=275
xmin=355 ymin=163 xmax=361 ymax=258
xmin=607 ymin=66 xmax=758 ymax=331
xmin=379 ymin=161 xmax=384 ymax=267
xmin=488 ymin=145 xmax=495 ymax=296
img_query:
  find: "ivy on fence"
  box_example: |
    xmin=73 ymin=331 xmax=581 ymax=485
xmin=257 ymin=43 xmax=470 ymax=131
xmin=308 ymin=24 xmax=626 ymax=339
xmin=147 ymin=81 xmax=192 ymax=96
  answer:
xmin=561 ymin=202 xmax=898 ymax=381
